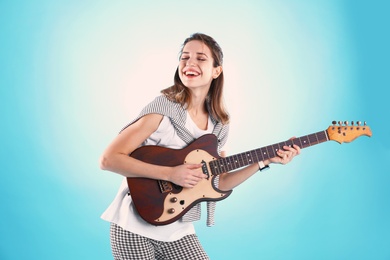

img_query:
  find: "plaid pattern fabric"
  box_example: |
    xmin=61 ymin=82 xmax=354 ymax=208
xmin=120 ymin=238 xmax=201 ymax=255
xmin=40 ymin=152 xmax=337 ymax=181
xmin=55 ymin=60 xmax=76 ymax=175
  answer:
xmin=121 ymin=95 xmax=229 ymax=226
xmin=110 ymin=223 xmax=209 ymax=260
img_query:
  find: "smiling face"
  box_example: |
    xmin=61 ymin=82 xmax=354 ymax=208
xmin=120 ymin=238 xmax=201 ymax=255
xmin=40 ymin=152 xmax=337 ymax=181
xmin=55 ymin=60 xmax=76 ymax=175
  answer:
xmin=178 ymin=40 xmax=222 ymax=92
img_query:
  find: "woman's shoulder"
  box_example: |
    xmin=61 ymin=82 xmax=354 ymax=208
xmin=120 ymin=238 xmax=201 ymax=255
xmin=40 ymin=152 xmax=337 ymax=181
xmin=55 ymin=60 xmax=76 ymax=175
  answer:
xmin=151 ymin=94 xmax=179 ymax=106
xmin=141 ymin=95 xmax=185 ymax=117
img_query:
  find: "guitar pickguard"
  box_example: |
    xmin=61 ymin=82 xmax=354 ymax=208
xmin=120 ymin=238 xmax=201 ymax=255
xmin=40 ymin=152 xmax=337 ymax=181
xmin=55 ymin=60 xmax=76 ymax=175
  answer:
xmin=154 ymin=149 xmax=230 ymax=223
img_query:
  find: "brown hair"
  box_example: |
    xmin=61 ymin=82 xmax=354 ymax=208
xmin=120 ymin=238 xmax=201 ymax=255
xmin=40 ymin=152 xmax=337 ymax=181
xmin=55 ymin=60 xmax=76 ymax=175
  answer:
xmin=161 ymin=33 xmax=229 ymax=124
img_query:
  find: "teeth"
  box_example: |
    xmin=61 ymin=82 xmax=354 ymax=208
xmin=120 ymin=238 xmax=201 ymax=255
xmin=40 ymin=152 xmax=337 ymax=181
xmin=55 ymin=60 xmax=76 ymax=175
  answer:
xmin=185 ymin=71 xmax=199 ymax=76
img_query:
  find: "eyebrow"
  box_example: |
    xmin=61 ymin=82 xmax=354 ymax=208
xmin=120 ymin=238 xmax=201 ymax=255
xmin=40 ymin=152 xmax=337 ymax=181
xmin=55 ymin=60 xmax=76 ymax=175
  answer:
xmin=182 ymin=51 xmax=208 ymax=58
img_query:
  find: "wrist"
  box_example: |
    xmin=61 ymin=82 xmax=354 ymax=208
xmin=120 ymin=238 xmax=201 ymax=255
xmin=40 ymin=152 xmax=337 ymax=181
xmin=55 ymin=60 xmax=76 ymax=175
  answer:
xmin=263 ymin=159 xmax=271 ymax=166
xmin=258 ymin=161 xmax=270 ymax=172
xmin=161 ymin=166 xmax=173 ymax=182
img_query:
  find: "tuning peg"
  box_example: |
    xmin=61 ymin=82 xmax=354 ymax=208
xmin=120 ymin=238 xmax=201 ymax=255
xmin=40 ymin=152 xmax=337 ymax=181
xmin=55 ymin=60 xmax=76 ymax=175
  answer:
xmin=351 ymin=121 xmax=354 ymax=126
xmin=357 ymin=121 xmax=362 ymax=126
xmin=364 ymin=121 xmax=367 ymax=126
xmin=344 ymin=121 xmax=349 ymax=126
xmin=332 ymin=121 xmax=337 ymax=125
xmin=338 ymin=121 xmax=343 ymax=125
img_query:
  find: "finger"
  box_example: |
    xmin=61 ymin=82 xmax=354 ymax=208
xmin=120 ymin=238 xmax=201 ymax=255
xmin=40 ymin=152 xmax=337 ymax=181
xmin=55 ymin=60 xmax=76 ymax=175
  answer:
xmin=191 ymin=173 xmax=205 ymax=180
xmin=188 ymin=167 xmax=206 ymax=179
xmin=283 ymin=146 xmax=298 ymax=157
xmin=187 ymin=163 xmax=203 ymax=169
xmin=293 ymin=144 xmax=301 ymax=154
xmin=277 ymin=149 xmax=286 ymax=158
xmin=283 ymin=145 xmax=295 ymax=151
xmin=186 ymin=176 xmax=204 ymax=187
xmin=186 ymin=163 xmax=203 ymax=169
xmin=285 ymin=149 xmax=295 ymax=157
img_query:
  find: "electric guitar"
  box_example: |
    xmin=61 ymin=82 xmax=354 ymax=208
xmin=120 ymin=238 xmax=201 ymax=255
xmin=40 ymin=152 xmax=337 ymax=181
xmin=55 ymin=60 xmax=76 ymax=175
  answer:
xmin=127 ymin=121 xmax=372 ymax=226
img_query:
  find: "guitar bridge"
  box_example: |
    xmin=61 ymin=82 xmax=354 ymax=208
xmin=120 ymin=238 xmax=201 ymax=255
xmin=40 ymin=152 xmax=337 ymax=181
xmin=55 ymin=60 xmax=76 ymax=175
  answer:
xmin=158 ymin=180 xmax=173 ymax=193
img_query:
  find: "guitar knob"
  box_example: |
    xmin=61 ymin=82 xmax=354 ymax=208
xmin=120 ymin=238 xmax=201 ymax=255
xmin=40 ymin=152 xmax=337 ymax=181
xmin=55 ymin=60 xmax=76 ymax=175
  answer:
xmin=170 ymin=197 xmax=178 ymax=203
xmin=168 ymin=208 xmax=175 ymax=214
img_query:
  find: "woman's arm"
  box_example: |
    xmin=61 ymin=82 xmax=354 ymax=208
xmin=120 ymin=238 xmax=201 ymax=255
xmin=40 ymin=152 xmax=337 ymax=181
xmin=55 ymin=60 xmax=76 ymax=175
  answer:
xmin=218 ymin=144 xmax=301 ymax=191
xmin=99 ymin=113 xmax=205 ymax=188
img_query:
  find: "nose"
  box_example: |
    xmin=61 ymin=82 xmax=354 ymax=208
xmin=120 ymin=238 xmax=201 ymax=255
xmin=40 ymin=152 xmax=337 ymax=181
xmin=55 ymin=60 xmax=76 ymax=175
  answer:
xmin=186 ymin=57 xmax=196 ymax=67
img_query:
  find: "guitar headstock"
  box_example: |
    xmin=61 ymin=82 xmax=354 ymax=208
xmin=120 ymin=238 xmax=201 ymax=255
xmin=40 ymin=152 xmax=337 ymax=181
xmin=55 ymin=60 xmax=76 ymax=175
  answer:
xmin=327 ymin=121 xmax=372 ymax=144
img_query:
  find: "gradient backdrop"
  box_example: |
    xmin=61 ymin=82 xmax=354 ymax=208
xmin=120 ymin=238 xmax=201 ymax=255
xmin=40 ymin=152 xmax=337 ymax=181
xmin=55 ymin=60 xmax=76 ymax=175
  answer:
xmin=1 ymin=0 xmax=389 ymax=259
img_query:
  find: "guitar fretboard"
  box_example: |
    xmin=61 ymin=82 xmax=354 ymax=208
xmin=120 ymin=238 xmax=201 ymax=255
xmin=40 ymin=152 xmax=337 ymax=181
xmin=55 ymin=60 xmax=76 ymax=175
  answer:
xmin=209 ymin=130 xmax=329 ymax=175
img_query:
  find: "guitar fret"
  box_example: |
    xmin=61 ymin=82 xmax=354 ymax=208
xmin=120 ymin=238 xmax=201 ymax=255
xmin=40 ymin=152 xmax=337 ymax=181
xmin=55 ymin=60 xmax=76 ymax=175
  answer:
xmin=266 ymin=145 xmax=275 ymax=159
xmin=275 ymin=144 xmax=280 ymax=155
xmin=255 ymin=149 xmax=264 ymax=162
xmin=218 ymin=158 xmax=226 ymax=173
xmin=246 ymin=151 xmax=254 ymax=164
xmin=312 ymin=134 xmax=318 ymax=144
xmin=273 ymin=144 xmax=279 ymax=155
xmin=260 ymin=147 xmax=268 ymax=160
xmin=250 ymin=151 xmax=255 ymax=163
xmin=226 ymin=156 xmax=233 ymax=171
xmin=313 ymin=134 xmax=319 ymax=144
xmin=232 ymin=154 xmax=241 ymax=169
xmin=224 ymin=158 xmax=231 ymax=172
xmin=236 ymin=153 xmax=243 ymax=167
xmin=317 ymin=131 xmax=328 ymax=142
xmin=209 ymin=161 xmax=217 ymax=175
xmin=251 ymin=150 xmax=259 ymax=164
xmin=228 ymin=156 xmax=236 ymax=172
xmin=300 ymin=136 xmax=310 ymax=148
xmin=241 ymin=153 xmax=247 ymax=165
xmin=240 ymin=154 xmax=246 ymax=166
xmin=308 ymin=133 xmax=319 ymax=145
xmin=296 ymin=137 xmax=304 ymax=148
xmin=245 ymin=152 xmax=250 ymax=164
xmin=240 ymin=153 xmax=247 ymax=165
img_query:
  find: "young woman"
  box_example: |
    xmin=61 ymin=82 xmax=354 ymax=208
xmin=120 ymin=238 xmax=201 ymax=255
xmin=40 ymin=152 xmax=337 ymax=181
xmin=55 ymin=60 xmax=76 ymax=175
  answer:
xmin=100 ymin=33 xmax=300 ymax=259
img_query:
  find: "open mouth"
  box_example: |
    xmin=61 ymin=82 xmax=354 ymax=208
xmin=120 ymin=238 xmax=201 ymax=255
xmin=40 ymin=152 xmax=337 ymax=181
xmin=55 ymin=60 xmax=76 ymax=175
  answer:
xmin=184 ymin=70 xmax=200 ymax=77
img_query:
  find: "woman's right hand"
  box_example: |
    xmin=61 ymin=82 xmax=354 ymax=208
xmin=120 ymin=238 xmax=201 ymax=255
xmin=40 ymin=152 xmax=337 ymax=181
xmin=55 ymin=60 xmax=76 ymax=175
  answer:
xmin=169 ymin=164 xmax=205 ymax=188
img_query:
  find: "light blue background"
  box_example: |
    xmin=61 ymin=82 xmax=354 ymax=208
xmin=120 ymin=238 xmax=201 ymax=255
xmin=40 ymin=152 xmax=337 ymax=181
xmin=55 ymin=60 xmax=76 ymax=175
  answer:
xmin=1 ymin=0 xmax=388 ymax=259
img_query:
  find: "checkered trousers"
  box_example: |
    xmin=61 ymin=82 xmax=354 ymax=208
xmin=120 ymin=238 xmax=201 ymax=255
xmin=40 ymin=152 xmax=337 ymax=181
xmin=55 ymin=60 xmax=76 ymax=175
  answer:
xmin=110 ymin=223 xmax=209 ymax=260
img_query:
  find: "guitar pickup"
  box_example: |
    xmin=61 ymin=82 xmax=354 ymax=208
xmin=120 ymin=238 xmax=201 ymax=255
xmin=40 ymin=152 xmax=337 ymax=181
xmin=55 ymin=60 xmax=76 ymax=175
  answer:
xmin=201 ymin=160 xmax=210 ymax=179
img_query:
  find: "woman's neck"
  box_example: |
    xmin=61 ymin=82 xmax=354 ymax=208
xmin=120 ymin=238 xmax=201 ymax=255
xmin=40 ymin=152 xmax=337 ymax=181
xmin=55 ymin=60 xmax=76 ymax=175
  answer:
xmin=186 ymin=90 xmax=209 ymax=130
xmin=187 ymin=90 xmax=207 ymax=115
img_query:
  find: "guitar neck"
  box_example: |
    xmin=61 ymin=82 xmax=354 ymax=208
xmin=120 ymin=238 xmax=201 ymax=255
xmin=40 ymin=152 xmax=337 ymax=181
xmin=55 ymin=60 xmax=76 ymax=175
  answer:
xmin=209 ymin=130 xmax=329 ymax=175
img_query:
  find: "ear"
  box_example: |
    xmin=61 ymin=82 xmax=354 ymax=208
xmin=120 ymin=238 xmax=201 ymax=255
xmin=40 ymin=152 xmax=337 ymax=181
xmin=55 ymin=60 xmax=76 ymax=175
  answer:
xmin=213 ymin=66 xmax=223 ymax=79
